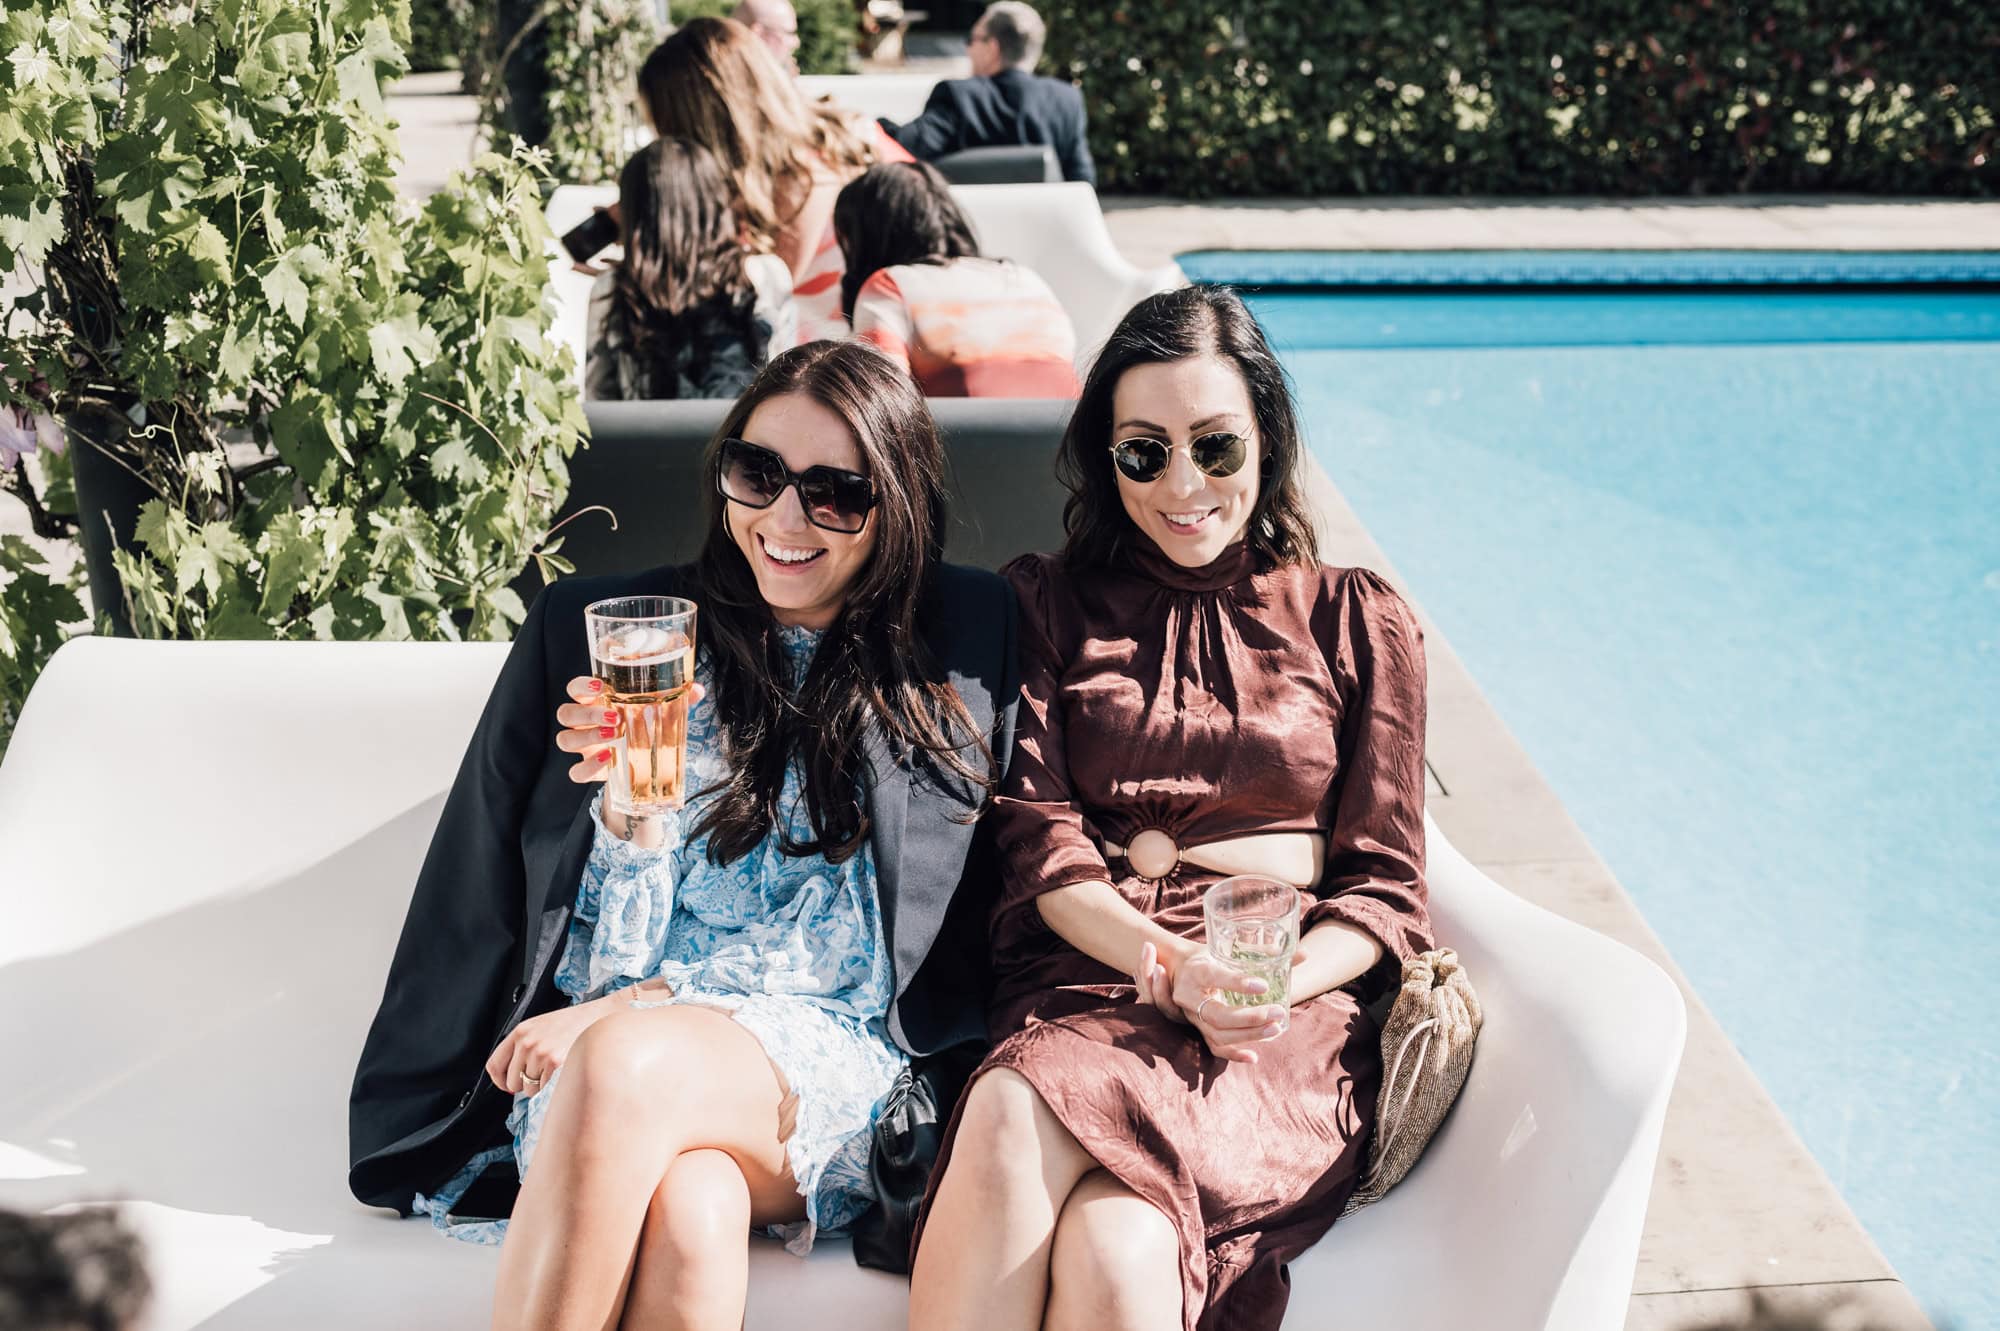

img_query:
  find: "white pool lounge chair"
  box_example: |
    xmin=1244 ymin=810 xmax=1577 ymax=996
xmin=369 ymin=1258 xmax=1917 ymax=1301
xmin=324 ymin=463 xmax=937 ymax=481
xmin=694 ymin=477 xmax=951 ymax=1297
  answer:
xmin=542 ymin=181 xmax=1183 ymax=387
xmin=0 ymin=636 xmax=1682 ymax=1329
xmin=946 ymin=182 xmax=1185 ymax=359
xmin=797 ymin=73 xmax=939 ymax=128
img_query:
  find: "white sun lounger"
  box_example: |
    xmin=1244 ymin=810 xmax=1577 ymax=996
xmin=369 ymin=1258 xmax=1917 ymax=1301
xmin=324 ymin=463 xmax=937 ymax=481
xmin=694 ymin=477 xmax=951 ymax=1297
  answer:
xmin=0 ymin=635 xmax=1681 ymax=1329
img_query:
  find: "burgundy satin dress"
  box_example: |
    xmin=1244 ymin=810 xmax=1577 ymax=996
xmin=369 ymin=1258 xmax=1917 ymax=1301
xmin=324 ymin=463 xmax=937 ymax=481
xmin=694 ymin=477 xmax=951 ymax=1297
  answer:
xmin=922 ymin=537 xmax=1434 ymax=1331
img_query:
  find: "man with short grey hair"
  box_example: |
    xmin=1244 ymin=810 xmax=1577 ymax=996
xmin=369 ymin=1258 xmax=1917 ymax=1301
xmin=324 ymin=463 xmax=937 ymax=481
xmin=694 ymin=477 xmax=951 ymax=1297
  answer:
xmin=974 ymin=1 xmax=1044 ymax=69
xmin=882 ymin=1 xmax=1095 ymax=184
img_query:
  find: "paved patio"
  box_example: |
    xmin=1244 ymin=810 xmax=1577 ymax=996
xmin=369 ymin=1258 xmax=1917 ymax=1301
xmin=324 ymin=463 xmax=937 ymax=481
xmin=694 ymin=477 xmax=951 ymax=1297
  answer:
xmin=7 ymin=69 xmax=1991 ymax=1329
xmin=1103 ymin=194 xmax=2000 ymax=266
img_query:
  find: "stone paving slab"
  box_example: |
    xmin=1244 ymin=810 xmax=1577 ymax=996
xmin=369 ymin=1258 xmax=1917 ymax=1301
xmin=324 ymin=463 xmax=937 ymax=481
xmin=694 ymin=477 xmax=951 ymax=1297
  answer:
xmin=390 ymin=71 xmax=479 ymax=198
xmin=1103 ymin=196 xmax=2000 ymax=269
xmin=1627 ymin=1280 xmax=1936 ymax=1331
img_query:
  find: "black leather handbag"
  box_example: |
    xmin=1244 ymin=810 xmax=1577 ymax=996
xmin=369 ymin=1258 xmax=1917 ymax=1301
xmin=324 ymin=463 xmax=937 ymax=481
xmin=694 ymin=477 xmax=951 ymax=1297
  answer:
xmin=850 ymin=1041 xmax=987 ymax=1274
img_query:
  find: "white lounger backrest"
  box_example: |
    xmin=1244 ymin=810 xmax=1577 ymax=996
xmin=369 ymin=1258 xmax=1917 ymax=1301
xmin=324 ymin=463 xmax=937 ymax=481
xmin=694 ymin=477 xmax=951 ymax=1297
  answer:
xmin=949 ymin=181 xmax=1184 ymax=364
xmin=540 ymin=182 xmax=1183 ymax=387
xmin=0 ymin=637 xmax=1681 ymax=1330
xmin=796 ymin=73 xmax=939 ymax=128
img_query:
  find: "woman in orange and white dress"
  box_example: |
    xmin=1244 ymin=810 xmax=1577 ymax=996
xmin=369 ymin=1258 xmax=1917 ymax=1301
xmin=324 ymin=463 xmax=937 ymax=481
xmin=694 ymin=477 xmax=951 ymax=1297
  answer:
xmin=835 ymin=161 xmax=1081 ymax=399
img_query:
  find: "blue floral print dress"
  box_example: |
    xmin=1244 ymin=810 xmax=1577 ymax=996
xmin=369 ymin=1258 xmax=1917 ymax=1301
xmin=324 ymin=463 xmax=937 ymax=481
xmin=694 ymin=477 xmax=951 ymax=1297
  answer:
xmin=416 ymin=625 xmax=907 ymax=1255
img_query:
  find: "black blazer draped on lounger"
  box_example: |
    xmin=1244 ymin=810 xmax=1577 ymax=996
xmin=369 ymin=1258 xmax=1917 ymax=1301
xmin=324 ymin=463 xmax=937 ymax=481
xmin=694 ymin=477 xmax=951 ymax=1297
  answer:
xmin=348 ymin=562 xmax=1018 ymax=1225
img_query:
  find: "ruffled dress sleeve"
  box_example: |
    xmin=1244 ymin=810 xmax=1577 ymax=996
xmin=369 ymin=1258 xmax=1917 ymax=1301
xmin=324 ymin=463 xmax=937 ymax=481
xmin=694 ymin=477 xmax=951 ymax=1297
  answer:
xmin=1305 ymin=567 xmax=1435 ymax=998
xmin=553 ymin=792 xmax=687 ymax=1001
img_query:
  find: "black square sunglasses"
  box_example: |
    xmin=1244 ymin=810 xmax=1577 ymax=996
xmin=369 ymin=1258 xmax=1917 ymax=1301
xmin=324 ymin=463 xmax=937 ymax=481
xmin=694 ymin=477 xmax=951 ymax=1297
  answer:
xmin=716 ymin=437 xmax=878 ymax=534
xmin=1108 ymin=431 xmax=1249 ymax=483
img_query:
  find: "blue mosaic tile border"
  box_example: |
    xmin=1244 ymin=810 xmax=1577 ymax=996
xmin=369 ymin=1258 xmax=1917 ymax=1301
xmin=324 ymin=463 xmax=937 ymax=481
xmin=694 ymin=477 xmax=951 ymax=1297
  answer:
xmin=1176 ymin=249 xmax=2000 ymax=287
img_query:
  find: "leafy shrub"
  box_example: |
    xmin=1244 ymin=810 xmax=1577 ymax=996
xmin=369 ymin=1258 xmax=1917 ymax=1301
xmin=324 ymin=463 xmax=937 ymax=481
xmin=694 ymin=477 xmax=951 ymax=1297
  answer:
xmin=477 ymin=0 xmax=658 ymax=184
xmin=1042 ymin=1 xmax=1997 ymax=196
xmin=0 ymin=536 xmax=83 ymax=757
xmin=406 ymin=0 xmax=472 ymax=72
xmin=794 ymin=0 xmax=860 ymax=76
xmin=0 ymin=0 xmax=586 ymax=752
xmin=535 ymin=0 xmax=660 ymax=181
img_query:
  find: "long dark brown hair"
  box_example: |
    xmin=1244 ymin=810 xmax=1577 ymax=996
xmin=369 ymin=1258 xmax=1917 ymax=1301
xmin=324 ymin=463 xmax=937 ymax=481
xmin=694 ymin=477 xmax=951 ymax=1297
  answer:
xmin=1056 ymin=285 xmax=1319 ymax=569
xmin=611 ymin=137 xmax=766 ymax=385
xmin=689 ymin=340 xmax=994 ymax=864
xmin=833 ymin=161 xmax=981 ymax=319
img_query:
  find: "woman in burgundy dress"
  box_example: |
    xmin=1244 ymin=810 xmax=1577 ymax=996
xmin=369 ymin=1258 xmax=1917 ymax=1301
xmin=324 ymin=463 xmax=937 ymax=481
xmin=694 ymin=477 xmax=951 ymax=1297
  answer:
xmin=908 ymin=286 xmax=1434 ymax=1331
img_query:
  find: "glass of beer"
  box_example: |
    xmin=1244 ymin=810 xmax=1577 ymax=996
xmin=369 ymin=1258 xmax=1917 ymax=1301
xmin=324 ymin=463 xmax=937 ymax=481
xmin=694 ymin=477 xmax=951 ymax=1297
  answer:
xmin=1202 ymin=875 xmax=1301 ymax=1032
xmin=585 ymin=596 xmax=697 ymax=817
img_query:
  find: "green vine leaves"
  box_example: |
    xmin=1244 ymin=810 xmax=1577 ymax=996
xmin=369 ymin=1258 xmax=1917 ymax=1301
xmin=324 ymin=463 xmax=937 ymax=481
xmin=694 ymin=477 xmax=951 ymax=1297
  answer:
xmin=1 ymin=0 xmax=588 ymax=753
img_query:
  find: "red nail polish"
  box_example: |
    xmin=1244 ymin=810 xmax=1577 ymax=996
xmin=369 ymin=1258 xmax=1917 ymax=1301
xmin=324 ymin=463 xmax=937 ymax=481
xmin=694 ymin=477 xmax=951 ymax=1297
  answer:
xmin=588 ymin=679 xmax=604 ymax=691
xmin=603 ymin=710 xmax=618 ymax=725
xmin=598 ymin=725 xmax=617 ymax=738
xmin=596 ymin=749 xmax=612 ymax=763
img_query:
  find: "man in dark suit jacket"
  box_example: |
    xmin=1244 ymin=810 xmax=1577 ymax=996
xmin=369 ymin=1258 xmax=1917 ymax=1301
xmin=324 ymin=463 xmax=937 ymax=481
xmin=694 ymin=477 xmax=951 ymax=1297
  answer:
xmin=883 ymin=2 xmax=1096 ymax=185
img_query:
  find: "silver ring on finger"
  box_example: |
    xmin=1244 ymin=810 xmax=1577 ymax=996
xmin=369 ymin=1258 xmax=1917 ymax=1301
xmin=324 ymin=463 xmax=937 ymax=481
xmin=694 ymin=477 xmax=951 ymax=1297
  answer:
xmin=1195 ymin=995 xmax=1215 ymax=1024
xmin=523 ymin=1072 xmax=543 ymax=1086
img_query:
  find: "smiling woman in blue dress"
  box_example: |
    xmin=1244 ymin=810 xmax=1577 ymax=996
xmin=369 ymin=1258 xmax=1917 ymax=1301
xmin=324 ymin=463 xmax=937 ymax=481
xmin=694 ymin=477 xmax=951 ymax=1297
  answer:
xmin=347 ymin=340 xmax=1017 ymax=1331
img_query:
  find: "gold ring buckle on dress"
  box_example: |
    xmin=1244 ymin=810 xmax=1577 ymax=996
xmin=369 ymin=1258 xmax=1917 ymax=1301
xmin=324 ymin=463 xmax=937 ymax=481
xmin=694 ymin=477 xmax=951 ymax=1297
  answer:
xmin=1103 ymin=827 xmax=1181 ymax=880
xmin=1104 ymin=830 xmax=1326 ymax=888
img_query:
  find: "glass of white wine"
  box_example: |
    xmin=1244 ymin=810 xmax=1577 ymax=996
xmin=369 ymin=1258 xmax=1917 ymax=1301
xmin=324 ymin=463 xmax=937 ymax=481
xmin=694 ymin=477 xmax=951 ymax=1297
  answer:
xmin=1202 ymin=874 xmax=1301 ymax=1033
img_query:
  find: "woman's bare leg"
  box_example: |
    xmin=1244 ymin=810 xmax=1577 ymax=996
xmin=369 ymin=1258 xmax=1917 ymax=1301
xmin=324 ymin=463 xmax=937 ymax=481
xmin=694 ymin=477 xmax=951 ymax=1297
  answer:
xmin=492 ymin=1006 xmax=804 ymax=1331
xmin=907 ymin=1068 xmax=1098 ymax=1331
xmin=1042 ymin=1170 xmax=1183 ymax=1331
xmin=615 ymin=1148 xmax=767 ymax=1331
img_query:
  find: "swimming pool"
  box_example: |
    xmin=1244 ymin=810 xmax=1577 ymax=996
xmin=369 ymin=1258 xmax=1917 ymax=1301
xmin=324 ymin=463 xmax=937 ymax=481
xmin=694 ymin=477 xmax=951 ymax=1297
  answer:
xmin=1178 ymin=252 xmax=2000 ymax=1328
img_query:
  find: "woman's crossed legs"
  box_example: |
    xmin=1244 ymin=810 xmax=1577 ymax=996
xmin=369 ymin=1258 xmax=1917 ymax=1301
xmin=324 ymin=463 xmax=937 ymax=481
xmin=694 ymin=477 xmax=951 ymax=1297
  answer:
xmin=909 ymin=1068 xmax=1183 ymax=1331
xmin=492 ymin=1003 xmax=806 ymax=1331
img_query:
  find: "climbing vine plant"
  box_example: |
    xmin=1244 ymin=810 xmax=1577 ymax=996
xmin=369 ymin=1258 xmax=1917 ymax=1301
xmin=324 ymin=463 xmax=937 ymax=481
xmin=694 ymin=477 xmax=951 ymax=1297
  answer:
xmin=0 ymin=0 xmax=587 ymax=754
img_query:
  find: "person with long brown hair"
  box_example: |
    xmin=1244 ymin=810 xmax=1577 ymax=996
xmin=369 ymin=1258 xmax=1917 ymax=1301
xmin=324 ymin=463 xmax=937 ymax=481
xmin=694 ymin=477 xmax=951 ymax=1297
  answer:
xmin=586 ymin=136 xmax=796 ymax=401
xmin=835 ymin=161 xmax=1079 ymax=399
xmin=639 ymin=17 xmax=891 ymax=342
xmin=909 ymin=286 xmax=1434 ymax=1331
xmin=348 ymin=341 xmax=1018 ymax=1330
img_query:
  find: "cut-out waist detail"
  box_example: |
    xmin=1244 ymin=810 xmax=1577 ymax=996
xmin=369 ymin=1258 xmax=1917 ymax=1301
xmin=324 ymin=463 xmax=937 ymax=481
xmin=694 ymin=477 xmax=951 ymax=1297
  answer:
xmin=1101 ymin=829 xmax=1324 ymax=889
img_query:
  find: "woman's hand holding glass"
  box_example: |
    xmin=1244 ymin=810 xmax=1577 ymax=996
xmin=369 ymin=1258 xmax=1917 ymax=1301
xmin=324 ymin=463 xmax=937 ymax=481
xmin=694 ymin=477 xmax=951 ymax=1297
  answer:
xmin=556 ymin=677 xmax=709 ymax=777
xmin=555 ymin=674 xmax=704 ymax=843
xmin=556 ymin=674 xmax=622 ymax=783
xmin=1132 ymin=939 xmax=1296 ymax=1066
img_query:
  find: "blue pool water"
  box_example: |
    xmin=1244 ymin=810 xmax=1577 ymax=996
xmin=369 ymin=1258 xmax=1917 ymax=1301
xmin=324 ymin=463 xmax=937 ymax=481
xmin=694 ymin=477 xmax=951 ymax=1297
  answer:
xmin=1184 ymin=261 xmax=2000 ymax=1326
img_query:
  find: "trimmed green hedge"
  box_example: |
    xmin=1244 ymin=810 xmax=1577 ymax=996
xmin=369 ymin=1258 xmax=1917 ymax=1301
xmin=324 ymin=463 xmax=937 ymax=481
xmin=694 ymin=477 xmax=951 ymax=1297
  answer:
xmin=406 ymin=0 xmax=471 ymax=73
xmin=1042 ymin=2 xmax=1996 ymax=196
